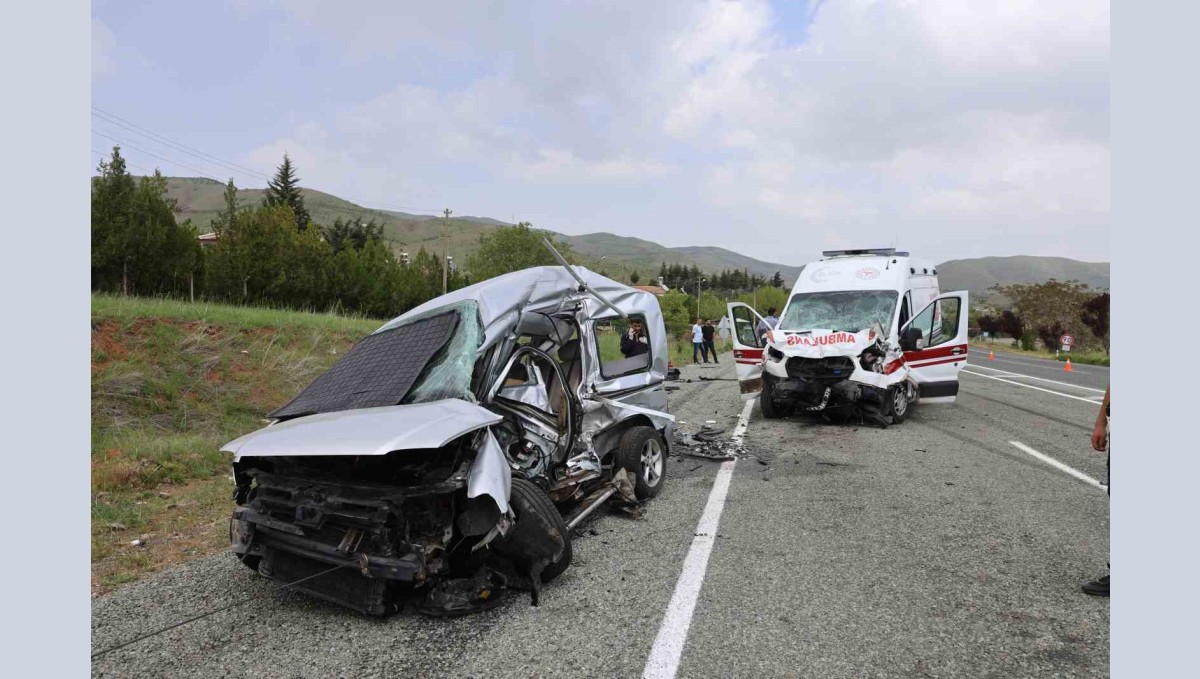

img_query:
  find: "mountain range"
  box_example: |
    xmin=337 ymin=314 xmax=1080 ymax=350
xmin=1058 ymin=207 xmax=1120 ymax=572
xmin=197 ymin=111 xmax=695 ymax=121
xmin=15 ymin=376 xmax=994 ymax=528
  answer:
xmin=154 ymin=177 xmax=1108 ymax=300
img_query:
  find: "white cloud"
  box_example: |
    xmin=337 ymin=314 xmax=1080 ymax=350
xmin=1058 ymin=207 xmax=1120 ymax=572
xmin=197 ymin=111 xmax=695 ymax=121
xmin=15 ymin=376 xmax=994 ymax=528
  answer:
xmin=244 ymin=0 xmax=1108 ymax=262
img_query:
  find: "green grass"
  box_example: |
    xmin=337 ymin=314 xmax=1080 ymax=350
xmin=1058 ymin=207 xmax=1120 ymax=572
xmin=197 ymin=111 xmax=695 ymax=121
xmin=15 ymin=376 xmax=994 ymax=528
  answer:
xmin=91 ymin=293 xmax=379 ymax=592
xmin=970 ymin=339 xmax=1110 ymax=366
xmin=594 ymin=326 xmax=731 ymax=366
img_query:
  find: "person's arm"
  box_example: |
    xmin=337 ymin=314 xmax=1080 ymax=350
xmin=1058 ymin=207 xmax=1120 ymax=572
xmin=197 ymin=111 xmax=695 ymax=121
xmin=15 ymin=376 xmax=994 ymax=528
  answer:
xmin=1091 ymin=385 xmax=1109 ymax=451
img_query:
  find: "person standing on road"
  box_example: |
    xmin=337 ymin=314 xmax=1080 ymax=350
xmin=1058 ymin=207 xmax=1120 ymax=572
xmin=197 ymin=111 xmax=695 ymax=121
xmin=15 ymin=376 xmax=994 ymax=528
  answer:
xmin=756 ymin=307 xmax=779 ymax=344
xmin=692 ymin=318 xmax=706 ymax=363
xmin=1082 ymin=384 xmax=1110 ymax=597
xmin=702 ymin=319 xmax=719 ymax=364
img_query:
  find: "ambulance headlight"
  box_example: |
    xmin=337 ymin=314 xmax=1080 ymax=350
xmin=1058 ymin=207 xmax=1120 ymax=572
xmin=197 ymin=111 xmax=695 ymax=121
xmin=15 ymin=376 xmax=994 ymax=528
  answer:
xmin=767 ymin=346 xmax=784 ymax=361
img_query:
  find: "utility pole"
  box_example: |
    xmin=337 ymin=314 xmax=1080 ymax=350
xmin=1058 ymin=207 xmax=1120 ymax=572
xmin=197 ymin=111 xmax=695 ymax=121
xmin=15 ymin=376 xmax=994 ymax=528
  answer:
xmin=442 ymin=208 xmax=452 ymax=294
xmin=696 ymin=277 xmax=705 ymax=318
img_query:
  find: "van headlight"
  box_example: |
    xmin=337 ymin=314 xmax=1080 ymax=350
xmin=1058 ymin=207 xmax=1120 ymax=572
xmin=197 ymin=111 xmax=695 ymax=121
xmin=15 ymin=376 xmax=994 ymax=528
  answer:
xmin=767 ymin=346 xmax=784 ymax=361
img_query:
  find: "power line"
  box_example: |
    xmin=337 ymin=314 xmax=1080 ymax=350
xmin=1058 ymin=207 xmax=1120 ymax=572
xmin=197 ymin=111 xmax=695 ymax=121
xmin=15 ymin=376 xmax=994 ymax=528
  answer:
xmin=91 ymin=148 xmax=156 ymax=175
xmin=92 ymin=107 xmax=272 ymax=181
xmin=92 ymin=130 xmax=226 ymax=182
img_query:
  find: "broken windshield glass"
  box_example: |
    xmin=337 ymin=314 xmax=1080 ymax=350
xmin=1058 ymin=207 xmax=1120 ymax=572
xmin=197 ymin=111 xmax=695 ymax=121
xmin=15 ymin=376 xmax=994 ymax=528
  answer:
xmin=270 ymin=309 xmax=462 ymax=419
xmin=780 ymin=290 xmax=899 ymax=334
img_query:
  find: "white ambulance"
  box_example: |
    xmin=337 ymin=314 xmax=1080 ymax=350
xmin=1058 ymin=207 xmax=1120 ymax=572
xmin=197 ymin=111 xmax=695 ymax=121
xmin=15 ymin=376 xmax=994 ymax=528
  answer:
xmin=726 ymin=249 xmax=969 ymax=425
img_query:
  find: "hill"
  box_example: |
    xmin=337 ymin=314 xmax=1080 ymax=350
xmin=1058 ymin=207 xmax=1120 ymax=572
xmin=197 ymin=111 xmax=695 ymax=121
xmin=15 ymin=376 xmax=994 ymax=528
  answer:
xmin=155 ymin=177 xmax=802 ymax=284
xmin=935 ymin=256 xmax=1110 ymax=306
xmin=151 ymin=177 xmax=1109 ymax=295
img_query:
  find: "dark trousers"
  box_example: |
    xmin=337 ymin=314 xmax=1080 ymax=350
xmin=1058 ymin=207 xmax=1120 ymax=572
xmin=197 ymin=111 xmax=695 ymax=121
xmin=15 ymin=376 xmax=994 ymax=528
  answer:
xmin=703 ymin=339 xmax=718 ymax=362
xmin=693 ymin=342 xmax=705 ymax=362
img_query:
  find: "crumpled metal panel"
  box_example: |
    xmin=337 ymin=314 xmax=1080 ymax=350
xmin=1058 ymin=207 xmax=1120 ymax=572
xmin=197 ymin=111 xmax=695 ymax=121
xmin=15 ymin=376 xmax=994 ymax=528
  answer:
xmin=222 ymin=400 xmax=503 ymax=460
xmin=466 ymin=429 xmax=512 ymax=514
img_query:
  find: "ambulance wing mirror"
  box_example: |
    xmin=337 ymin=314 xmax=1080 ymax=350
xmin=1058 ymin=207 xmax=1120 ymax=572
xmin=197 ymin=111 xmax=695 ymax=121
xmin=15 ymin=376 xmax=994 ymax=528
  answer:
xmin=542 ymin=237 xmax=627 ymax=319
xmin=901 ymin=326 xmax=924 ymax=352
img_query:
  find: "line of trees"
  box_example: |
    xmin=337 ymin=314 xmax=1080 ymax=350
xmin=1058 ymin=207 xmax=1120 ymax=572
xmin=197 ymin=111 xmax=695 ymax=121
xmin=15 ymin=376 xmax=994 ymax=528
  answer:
xmin=91 ymin=147 xmax=468 ymax=317
xmin=91 ymin=147 xmax=797 ymax=322
xmin=977 ymin=280 xmax=1109 ymax=353
xmin=657 ymin=262 xmax=783 ymax=294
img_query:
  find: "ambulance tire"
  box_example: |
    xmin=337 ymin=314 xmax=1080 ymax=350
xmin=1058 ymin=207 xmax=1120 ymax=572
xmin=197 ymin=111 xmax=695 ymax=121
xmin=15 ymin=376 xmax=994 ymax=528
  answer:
xmin=760 ymin=377 xmax=783 ymax=419
xmin=884 ymin=385 xmax=909 ymax=424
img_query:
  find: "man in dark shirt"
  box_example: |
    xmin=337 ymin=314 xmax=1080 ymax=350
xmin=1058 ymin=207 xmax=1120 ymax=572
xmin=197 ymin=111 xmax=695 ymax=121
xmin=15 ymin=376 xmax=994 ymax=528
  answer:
xmin=701 ymin=319 xmax=718 ymax=364
xmin=620 ymin=318 xmax=650 ymax=358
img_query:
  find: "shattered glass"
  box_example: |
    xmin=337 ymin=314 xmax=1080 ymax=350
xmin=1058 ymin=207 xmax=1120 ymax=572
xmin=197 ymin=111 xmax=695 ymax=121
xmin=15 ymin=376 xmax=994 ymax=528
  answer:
xmin=780 ymin=290 xmax=899 ymax=334
xmin=270 ymin=310 xmax=460 ymax=419
xmin=405 ymin=300 xmax=484 ymax=404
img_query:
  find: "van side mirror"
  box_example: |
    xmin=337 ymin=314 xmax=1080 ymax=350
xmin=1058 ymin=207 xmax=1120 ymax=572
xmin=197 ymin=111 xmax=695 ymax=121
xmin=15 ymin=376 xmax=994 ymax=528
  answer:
xmin=901 ymin=326 xmax=923 ymax=352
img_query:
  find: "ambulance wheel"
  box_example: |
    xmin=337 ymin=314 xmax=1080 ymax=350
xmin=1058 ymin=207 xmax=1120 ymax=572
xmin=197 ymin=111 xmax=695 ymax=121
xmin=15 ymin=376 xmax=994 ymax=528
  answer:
xmin=760 ymin=377 xmax=783 ymax=419
xmin=884 ymin=385 xmax=909 ymax=424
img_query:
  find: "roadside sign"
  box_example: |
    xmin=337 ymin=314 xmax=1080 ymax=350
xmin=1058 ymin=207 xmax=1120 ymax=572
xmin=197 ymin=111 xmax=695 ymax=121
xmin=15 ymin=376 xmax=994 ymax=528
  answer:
xmin=1060 ymin=333 xmax=1075 ymax=352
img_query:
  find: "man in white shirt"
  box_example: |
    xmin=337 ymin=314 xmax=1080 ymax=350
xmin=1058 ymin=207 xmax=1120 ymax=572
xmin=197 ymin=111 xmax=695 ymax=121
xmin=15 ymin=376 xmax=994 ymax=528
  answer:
xmin=692 ymin=318 xmax=705 ymax=363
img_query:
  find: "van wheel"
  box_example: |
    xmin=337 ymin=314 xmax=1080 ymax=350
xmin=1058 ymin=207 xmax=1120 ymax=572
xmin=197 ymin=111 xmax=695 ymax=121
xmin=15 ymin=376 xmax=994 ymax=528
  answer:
xmin=508 ymin=478 xmax=572 ymax=582
xmin=615 ymin=426 xmax=666 ymax=500
xmin=884 ymin=385 xmax=909 ymax=424
xmin=760 ymin=377 xmax=783 ymax=419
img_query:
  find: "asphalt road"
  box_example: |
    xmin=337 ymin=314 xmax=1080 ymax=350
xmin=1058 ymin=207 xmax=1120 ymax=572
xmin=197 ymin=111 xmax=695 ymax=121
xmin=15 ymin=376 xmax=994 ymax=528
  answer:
xmin=92 ymin=356 xmax=1109 ymax=678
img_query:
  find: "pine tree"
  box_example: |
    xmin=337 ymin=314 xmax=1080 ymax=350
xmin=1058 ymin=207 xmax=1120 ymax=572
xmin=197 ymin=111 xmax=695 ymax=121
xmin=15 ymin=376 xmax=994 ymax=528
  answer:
xmin=771 ymin=271 xmax=784 ymax=288
xmin=630 ymin=270 xmax=641 ymax=285
xmin=263 ymin=153 xmax=310 ymax=230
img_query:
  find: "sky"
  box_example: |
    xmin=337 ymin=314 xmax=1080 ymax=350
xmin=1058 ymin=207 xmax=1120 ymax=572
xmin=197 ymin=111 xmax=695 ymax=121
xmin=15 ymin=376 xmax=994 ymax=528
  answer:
xmin=91 ymin=0 xmax=1110 ymax=265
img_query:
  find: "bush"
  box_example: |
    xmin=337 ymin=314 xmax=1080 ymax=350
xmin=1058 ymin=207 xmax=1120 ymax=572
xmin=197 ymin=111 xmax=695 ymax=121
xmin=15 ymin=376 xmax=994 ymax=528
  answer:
xmin=1020 ymin=330 xmax=1037 ymax=351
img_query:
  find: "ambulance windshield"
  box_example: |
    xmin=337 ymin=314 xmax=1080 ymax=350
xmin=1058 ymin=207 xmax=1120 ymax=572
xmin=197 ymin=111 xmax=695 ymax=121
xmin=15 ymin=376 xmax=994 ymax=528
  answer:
xmin=780 ymin=290 xmax=899 ymax=334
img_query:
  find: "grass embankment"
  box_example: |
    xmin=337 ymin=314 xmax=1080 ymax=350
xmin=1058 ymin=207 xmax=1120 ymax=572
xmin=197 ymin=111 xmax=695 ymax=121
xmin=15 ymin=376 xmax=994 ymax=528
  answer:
xmin=969 ymin=339 xmax=1110 ymax=366
xmin=91 ymin=294 xmax=381 ymax=593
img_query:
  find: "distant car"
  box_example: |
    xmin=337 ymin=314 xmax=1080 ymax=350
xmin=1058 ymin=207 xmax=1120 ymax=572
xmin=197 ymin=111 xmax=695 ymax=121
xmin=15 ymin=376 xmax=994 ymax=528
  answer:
xmin=727 ymin=248 xmax=969 ymax=425
xmin=225 ymin=260 xmax=673 ymax=616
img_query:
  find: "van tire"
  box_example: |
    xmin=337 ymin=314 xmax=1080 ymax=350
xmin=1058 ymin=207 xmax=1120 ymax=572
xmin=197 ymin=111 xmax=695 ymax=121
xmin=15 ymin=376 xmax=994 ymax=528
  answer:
xmin=509 ymin=478 xmax=572 ymax=582
xmin=760 ymin=377 xmax=783 ymax=419
xmin=615 ymin=426 xmax=666 ymax=500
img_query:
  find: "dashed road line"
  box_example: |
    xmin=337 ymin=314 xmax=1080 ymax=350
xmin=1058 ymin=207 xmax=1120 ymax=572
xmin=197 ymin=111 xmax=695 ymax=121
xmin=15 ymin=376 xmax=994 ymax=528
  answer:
xmin=643 ymin=398 xmax=753 ymax=679
xmin=1009 ymin=441 xmax=1107 ymax=492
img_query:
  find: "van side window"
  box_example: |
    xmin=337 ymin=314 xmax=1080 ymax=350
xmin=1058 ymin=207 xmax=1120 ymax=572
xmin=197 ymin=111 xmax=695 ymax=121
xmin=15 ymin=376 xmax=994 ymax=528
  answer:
xmin=593 ymin=316 xmax=652 ymax=379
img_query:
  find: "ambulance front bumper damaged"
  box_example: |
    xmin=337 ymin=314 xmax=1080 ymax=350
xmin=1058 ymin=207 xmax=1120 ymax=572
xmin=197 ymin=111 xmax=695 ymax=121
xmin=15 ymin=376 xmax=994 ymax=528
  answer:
xmin=760 ymin=330 xmax=914 ymax=425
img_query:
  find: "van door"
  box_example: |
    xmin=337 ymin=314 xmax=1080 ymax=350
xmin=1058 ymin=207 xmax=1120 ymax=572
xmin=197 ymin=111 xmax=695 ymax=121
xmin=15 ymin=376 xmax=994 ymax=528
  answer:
xmin=899 ymin=291 xmax=969 ymax=403
xmin=726 ymin=302 xmax=766 ymax=400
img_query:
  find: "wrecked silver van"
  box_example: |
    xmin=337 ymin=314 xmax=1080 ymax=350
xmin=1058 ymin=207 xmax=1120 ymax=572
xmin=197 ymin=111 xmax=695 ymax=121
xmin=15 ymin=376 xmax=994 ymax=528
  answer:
xmin=223 ymin=259 xmax=673 ymax=616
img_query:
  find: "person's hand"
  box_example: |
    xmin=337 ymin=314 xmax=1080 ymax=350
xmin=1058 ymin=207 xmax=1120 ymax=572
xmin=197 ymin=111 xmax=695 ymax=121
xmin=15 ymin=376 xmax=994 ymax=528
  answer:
xmin=638 ymin=336 xmax=647 ymax=343
xmin=1091 ymin=420 xmax=1107 ymax=452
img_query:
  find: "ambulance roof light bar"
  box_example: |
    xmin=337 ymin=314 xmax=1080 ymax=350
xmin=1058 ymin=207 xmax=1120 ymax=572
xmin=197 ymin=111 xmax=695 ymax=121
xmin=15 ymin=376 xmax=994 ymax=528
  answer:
xmin=821 ymin=248 xmax=910 ymax=259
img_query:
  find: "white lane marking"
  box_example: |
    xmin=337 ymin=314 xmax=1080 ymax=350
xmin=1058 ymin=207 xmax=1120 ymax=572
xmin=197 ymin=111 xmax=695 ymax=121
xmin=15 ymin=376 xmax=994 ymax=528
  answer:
xmin=966 ymin=363 xmax=1107 ymax=393
xmin=643 ymin=399 xmax=752 ymax=679
xmin=961 ymin=369 xmax=1102 ymax=405
xmin=1009 ymin=441 xmax=1107 ymax=492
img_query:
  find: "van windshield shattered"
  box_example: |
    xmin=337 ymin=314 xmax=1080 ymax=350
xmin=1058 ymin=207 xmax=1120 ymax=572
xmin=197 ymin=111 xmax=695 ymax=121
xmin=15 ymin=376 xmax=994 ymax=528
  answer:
xmin=269 ymin=301 xmax=482 ymax=420
xmin=780 ymin=290 xmax=899 ymax=334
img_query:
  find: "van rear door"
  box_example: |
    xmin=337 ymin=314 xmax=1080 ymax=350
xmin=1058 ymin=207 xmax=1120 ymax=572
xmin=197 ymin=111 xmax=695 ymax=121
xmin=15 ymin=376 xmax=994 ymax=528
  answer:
xmin=900 ymin=291 xmax=969 ymax=403
xmin=726 ymin=302 xmax=766 ymax=400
